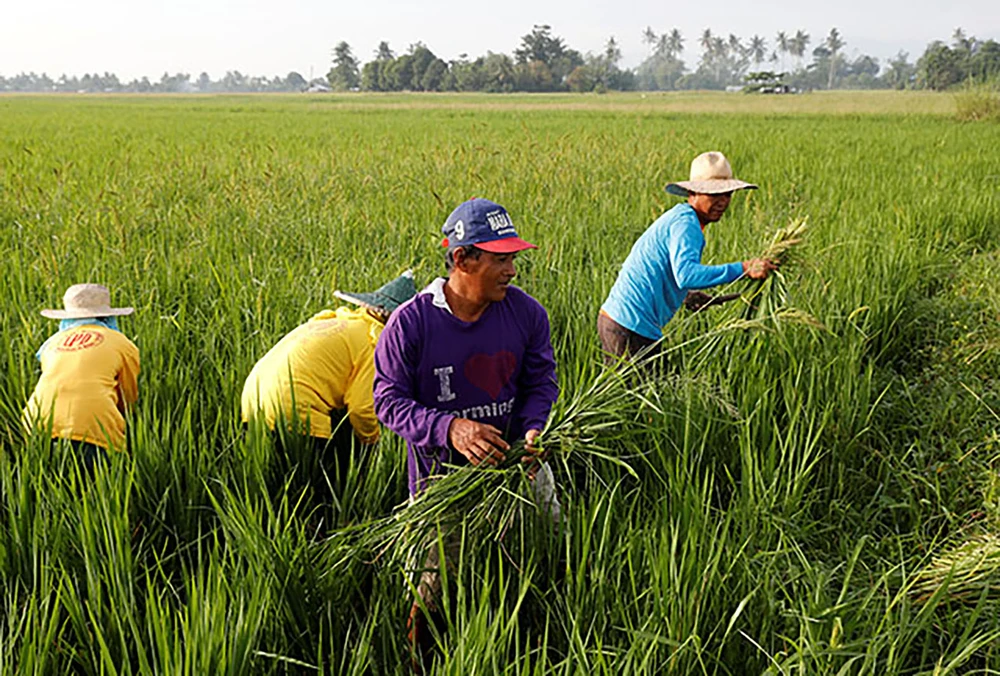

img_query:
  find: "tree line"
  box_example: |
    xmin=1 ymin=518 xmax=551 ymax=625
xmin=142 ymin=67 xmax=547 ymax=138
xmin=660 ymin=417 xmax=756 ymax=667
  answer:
xmin=3 ymin=25 xmax=998 ymax=94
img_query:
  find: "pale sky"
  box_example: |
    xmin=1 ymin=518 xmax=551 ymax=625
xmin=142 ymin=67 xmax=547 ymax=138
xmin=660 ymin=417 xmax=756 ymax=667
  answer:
xmin=2 ymin=0 xmax=997 ymax=80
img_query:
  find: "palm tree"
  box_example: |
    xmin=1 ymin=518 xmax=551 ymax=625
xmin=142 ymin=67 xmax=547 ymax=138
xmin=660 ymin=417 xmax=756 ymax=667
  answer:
xmin=825 ymin=27 xmax=845 ymax=89
xmin=711 ymin=36 xmax=727 ymax=83
xmin=700 ymin=28 xmax=714 ymax=52
xmin=791 ymin=30 xmax=810 ymax=71
xmin=775 ymin=31 xmax=789 ymax=71
xmin=667 ymin=29 xmax=684 ymax=57
xmin=952 ymin=27 xmax=974 ymax=53
xmin=643 ymin=26 xmax=657 ymax=49
xmin=749 ymin=35 xmax=767 ymax=68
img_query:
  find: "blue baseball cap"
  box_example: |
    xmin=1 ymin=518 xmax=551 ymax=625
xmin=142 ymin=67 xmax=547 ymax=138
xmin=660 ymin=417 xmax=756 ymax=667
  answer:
xmin=441 ymin=198 xmax=537 ymax=254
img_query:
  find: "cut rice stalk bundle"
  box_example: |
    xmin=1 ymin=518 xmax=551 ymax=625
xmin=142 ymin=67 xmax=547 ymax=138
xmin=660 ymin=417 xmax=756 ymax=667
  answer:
xmin=740 ymin=218 xmax=826 ymax=331
xmin=911 ymin=532 xmax=1000 ymax=603
xmin=324 ymin=361 xmax=687 ymax=572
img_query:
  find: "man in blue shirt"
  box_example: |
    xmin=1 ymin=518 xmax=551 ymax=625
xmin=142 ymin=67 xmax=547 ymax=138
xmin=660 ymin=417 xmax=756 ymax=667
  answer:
xmin=599 ymin=151 xmax=776 ymax=361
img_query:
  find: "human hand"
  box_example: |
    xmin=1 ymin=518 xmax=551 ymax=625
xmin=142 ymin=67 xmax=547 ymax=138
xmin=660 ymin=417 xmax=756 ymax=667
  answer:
xmin=522 ymin=429 xmax=544 ymax=478
xmin=684 ymin=291 xmax=714 ymax=312
xmin=448 ymin=418 xmax=508 ymax=467
xmin=742 ymin=258 xmax=778 ymax=280
xmin=686 ymin=291 xmax=743 ymax=312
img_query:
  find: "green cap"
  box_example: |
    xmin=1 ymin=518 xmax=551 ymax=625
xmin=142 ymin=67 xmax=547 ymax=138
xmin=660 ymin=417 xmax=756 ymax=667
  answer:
xmin=334 ymin=270 xmax=416 ymax=314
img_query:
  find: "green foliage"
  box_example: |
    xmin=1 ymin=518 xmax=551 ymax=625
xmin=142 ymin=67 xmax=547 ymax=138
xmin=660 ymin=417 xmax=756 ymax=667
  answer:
xmin=954 ymin=79 xmax=1000 ymax=121
xmin=1 ymin=94 xmax=1000 ymax=673
xmin=328 ymin=41 xmax=360 ymax=91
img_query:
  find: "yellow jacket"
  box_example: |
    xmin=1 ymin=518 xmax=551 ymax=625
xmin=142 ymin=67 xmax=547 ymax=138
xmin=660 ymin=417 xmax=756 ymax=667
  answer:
xmin=24 ymin=325 xmax=140 ymax=450
xmin=241 ymin=307 xmax=384 ymax=442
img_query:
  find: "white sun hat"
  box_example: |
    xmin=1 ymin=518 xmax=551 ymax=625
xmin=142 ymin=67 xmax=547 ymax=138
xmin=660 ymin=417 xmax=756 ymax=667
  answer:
xmin=665 ymin=151 xmax=758 ymax=196
xmin=40 ymin=284 xmax=134 ymax=319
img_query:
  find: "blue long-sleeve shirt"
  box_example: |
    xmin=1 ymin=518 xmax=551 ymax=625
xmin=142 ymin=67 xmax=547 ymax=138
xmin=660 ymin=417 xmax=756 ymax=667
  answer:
xmin=601 ymin=203 xmax=744 ymax=340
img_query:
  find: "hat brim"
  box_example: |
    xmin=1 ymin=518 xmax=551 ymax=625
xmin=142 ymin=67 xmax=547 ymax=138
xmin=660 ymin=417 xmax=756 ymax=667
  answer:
xmin=334 ymin=291 xmax=398 ymax=315
xmin=475 ymin=237 xmax=537 ymax=254
xmin=41 ymin=307 xmax=134 ymax=319
xmin=665 ymin=179 xmax=758 ymax=197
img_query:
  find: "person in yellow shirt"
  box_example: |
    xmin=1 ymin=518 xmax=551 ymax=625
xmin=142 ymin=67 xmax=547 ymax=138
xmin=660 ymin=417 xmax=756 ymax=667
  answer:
xmin=23 ymin=284 xmax=140 ymax=473
xmin=241 ymin=271 xmax=416 ymax=494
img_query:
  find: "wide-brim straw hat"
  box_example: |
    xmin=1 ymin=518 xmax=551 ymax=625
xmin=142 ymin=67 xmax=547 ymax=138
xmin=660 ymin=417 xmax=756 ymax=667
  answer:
xmin=665 ymin=151 xmax=758 ymax=196
xmin=41 ymin=283 xmax=134 ymax=319
xmin=334 ymin=270 xmax=417 ymax=315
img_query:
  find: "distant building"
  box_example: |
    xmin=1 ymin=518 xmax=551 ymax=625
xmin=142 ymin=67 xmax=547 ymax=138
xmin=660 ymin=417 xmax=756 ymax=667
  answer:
xmin=305 ymin=80 xmax=331 ymax=93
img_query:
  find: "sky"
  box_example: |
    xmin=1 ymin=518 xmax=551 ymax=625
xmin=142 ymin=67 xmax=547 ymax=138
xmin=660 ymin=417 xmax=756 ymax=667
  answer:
xmin=2 ymin=0 xmax=997 ymax=81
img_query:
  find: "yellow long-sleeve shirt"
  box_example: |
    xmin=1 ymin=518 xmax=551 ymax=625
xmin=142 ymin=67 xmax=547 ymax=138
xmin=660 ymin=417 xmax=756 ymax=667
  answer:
xmin=240 ymin=307 xmax=384 ymax=443
xmin=23 ymin=325 xmax=140 ymax=450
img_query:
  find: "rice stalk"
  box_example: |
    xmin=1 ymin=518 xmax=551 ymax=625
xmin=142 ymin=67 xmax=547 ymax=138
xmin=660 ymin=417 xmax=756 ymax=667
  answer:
xmin=911 ymin=532 xmax=1000 ymax=603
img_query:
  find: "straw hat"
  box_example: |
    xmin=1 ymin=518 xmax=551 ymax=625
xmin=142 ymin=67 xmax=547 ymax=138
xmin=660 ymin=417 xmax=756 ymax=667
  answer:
xmin=334 ymin=270 xmax=417 ymax=316
xmin=665 ymin=151 xmax=758 ymax=196
xmin=41 ymin=284 xmax=134 ymax=319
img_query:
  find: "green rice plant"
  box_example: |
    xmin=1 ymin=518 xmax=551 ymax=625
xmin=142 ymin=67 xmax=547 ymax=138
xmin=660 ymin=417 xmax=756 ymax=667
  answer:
xmin=2 ymin=93 xmax=1000 ymax=673
xmin=954 ymin=78 xmax=1000 ymax=122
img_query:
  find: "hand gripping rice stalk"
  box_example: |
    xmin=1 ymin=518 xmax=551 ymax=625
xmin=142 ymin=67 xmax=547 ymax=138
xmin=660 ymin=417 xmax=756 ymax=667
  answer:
xmin=741 ymin=218 xmax=825 ymax=331
xmin=320 ymin=358 xmax=725 ymax=574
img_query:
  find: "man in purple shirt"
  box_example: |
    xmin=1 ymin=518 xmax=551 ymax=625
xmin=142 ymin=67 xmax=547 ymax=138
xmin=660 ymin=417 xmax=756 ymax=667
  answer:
xmin=373 ymin=197 xmax=559 ymax=665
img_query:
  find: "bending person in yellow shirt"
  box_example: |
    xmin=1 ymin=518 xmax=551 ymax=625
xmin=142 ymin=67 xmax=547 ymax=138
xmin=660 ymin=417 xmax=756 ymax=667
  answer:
xmin=23 ymin=284 xmax=140 ymax=473
xmin=241 ymin=271 xmax=416 ymax=498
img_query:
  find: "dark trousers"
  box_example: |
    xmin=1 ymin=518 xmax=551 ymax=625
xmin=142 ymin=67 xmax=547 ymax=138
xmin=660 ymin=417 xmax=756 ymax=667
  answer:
xmin=61 ymin=439 xmax=108 ymax=477
xmin=597 ymin=312 xmax=660 ymax=365
xmin=266 ymin=412 xmax=362 ymax=507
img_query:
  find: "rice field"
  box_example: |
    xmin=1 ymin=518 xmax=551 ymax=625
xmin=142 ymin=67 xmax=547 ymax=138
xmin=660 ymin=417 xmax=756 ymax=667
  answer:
xmin=1 ymin=91 xmax=1000 ymax=674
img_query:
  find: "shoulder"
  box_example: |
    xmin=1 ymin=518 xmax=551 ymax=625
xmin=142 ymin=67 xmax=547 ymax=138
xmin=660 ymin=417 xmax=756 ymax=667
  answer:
xmin=101 ymin=327 xmax=139 ymax=353
xmin=390 ymin=293 xmax=433 ymax=326
xmin=660 ymin=203 xmax=698 ymax=229
xmin=501 ymin=287 xmax=550 ymax=322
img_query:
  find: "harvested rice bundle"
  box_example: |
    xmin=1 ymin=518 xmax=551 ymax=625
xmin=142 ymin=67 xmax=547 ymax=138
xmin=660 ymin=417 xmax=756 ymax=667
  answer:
xmin=912 ymin=532 xmax=1000 ymax=603
xmin=741 ymin=218 xmax=825 ymax=330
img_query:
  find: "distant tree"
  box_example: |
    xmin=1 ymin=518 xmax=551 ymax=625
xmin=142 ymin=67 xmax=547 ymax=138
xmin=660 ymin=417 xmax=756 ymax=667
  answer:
xmin=775 ymin=31 xmax=789 ymax=71
xmin=642 ymin=26 xmax=657 ymax=48
xmin=482 ymin=52 xmax=515 ymax=92
xmin=221 ymin=70 xmax=246 ymax=91
xmin=881 ymin=51 xmax=914 ymax=89
xmin=328 ymin=41 xmax=360 ymax=90
xmin=361 ymin=61 xmax=383 ymax=91
xmin=513 ymin=24 xmax=582 ymax=88
xmin=700 ymin=28 xmax=713 ymax=52
xmin=969 ymin=39 xmax=1000 ymax=80
xmin=917 ymin=41 xmax=965 ymax=89
xmin=824 ymin=28 xmax=845 ymax=89
xmin=843 ymin=54 xmax=881 ymax=88
xmin=636 ymin=26 xmax=685 ymax=90
xmin=667 ymin=29 xmax=684 ymax=56
xmin=285 ymin=71 xmax=307 ymax=90
xmin=375 ymin=41 xmax=395 ymax=61
xmin=420 ymin=58 xmax=449 ymax=91
xmin=791 ymin=30 xmax=810 ymax=70
xmin=566 ymin=65 xmax=595 ymax=92
xmin=749 ymin=35 xmax=767 ymax=67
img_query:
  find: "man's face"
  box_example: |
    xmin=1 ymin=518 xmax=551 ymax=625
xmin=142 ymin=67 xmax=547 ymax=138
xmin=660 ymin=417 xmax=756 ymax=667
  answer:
xmin=688 ymin=191 xmax=733 ymax=225
xmin=457 ymin=249 xmax=519 ymax=302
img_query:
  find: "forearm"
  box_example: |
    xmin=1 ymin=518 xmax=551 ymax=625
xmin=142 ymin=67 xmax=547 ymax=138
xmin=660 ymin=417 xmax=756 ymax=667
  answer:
xmin=374 ymin=392 xmax=454 ymax=448
xmin=675 ymin=261 xmax=744 ymax=290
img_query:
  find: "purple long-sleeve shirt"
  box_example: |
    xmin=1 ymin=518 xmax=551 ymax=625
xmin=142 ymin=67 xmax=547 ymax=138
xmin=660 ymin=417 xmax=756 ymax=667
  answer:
xmin=373 ymin=278 xmax=559 ymax=496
